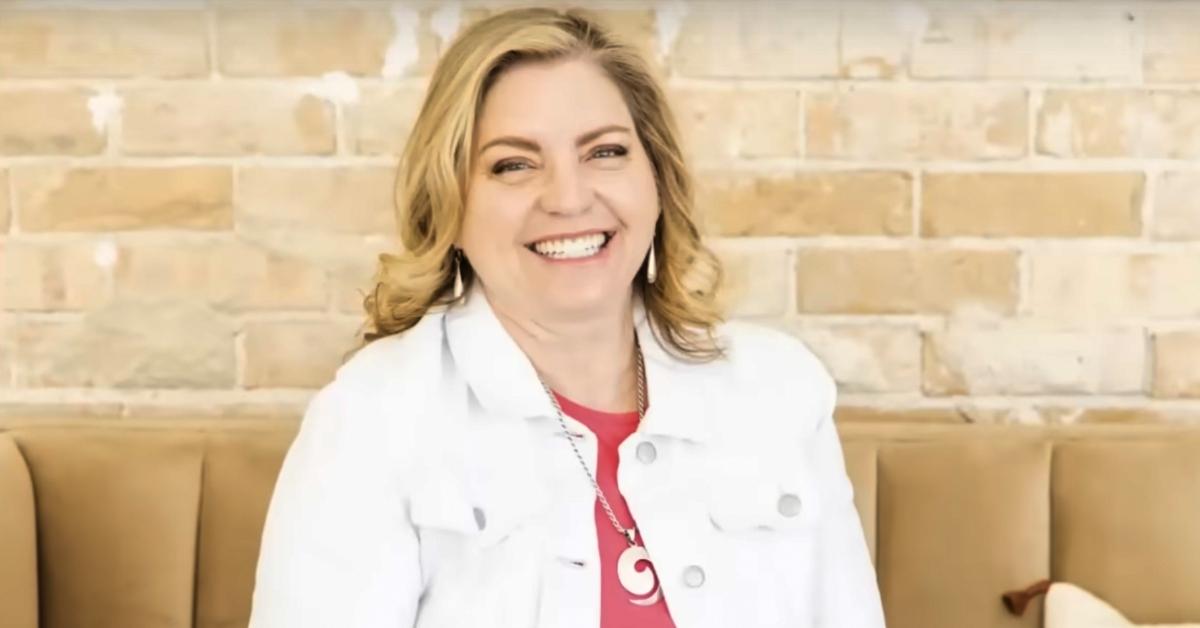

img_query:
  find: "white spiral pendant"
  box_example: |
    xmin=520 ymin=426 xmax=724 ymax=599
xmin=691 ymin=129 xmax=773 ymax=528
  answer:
xmin=617 ymin=542 xmax=662 ymax=606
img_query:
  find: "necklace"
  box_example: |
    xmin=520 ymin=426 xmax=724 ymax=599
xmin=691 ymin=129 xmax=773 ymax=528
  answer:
xmin=536 ymin=337 xmax=662 ymax=606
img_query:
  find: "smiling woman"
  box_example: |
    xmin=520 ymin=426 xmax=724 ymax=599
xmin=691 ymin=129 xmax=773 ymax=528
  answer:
xmin=358 ymin=6 xmax=724 ymax=364
xmin=462 ymin=58 xmax=657 ymax=320
xmin=249 ymin=7 xmax=884 ymax=628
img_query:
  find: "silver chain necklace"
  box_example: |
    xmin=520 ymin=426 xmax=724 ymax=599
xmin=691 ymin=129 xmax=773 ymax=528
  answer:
xmin=535 ymin=336 xmax=663 ymax=606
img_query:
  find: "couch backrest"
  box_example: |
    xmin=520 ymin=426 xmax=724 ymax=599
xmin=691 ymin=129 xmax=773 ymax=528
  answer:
xmin=0 ymin=433 xmax=39 ymax=628
xmin=1 ymin=419 xmax=1199 ymax=628
xmin=1 ymin=420 xmax=293 ymax=628
xmin=840 ymin=423 xmax=1200 ymax=628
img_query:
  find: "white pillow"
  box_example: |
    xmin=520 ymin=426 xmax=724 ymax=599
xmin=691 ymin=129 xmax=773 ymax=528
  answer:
xmin=1045 ymin=583 xmax=1200 ymax=628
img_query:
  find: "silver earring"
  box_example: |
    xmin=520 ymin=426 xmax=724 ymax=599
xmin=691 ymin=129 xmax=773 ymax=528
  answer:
xmin=646 ymin=242 xmax=657 ymax=285
xmin=453 ymin=250 xmax=464 ymax=299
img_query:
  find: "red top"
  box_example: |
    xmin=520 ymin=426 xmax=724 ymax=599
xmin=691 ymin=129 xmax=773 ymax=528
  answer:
xmin=552 ymin=391 xmax=677 ymax=628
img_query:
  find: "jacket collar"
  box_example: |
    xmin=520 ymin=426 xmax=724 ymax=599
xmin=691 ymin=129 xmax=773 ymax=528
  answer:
xmin=442 ymin=282 xmax=717 ymax=443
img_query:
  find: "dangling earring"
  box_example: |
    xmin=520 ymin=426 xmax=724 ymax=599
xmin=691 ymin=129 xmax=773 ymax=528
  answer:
xmin=646 ymin=240 xmax=657 ymax=285
xmin=452 ymin=249 xmax=464 ymax=299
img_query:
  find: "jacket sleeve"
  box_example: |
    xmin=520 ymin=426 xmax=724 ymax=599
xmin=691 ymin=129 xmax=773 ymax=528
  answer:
xmin=249 ymin=375 xmax=422 ymax=628
xmin=810 ymin=371 xmax=887 ymax=628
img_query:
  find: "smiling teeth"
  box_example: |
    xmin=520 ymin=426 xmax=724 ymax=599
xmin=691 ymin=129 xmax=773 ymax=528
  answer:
xmin=531 ymin=233 xmax=607 ymax=259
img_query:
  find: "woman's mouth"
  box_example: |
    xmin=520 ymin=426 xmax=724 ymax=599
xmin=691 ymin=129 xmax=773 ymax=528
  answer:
xmin=525 ymin=231 xmax=615 ymax=261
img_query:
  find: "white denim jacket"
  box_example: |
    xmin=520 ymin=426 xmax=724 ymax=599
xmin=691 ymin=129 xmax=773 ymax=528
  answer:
xmin=249 ymin=283 xmax=885 ymax=628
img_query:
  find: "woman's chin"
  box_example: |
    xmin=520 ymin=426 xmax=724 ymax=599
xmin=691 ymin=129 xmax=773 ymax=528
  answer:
xmin=536 ymin=282 xmax=628 ymax=315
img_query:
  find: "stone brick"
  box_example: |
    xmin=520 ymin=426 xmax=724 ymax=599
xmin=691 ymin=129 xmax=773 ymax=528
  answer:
xmin=334 ymin=260 xmax=378 ymax=316
xmin=1051 ymin=406 xmax=1200 ymax=424
xmin=1028 ymin=251 xmax=1200 ymax=321
xmin=779 ymin=323 xmax=922 ymax=394
xmin=1153 ymin=330 xmax=1200 ymax=398
xmin=1 ymin=170 xmax=9 ymax=232
xmin=854 ymin=403 xmax=1180 ymax=427
xmin=0 ymin=9 xmax=208 ymax=78
xmin=1 ymin=241 xmax=111 ymax=311
xmin=838 ymin=4 xmax=910 ymax=79
xmin=1154 ymin=171 xmax=1200 ymax=240
xmin=796 ymin=248 xmax=1019 ymax=315
xmin=741 ymin=94 xmax=801 ymax=159
xmin=237 ymin=167 xmax=395 ymax=235
xmin=121 ymin=398 xmax=309 ymax=420
xmin=112 ymin=240 xmax=327 ymax=312
xmin=954 ymin=404 xmax=1051 ymax=425
xmin=999 ymin=405 xmax=1190 ymax=426
xmin=0 ymin=88 xmax=105 ymax=156
xmin=834 ymin=406 xmax=966 ymax=424
xmin=0 ymin=315 xmax=11 ymax=387
xmin=14 ymin=166 xmax=233 ymax=232
xmin=216 ymin=7 xmax=434 ymax=77
xmin=0 ymin=401 xmax=124 ymax=419
xmin=911 ymin=5 xmax=1138 ymax=80
xmin=1038 ymin=90 xmax=1200 ymax=159
xmin=696 ymin=171 xmax=911 ymax=237
xmin=669 ymin=4 xmax=838 ymax=78
xmin=122 ymin=85 xmax=335 ymax=156
xmin=807 ymin=87 xmax=1026 ymax=160
xmin=709 ymin=245 xmax=788 ymax=317
xmin=325 ymin=236 xmax=398 ymax=315
xmin=242 ymin=320 xmax=363 ymax=389
xmin=669 ymin=88 xmax=801 ymax=163
xmin=347 ymin=84 xmax=426 ymax=156
xmin=1144 ymin=5 xmax=1200 ymax=82
xmin=923 ymin=325 xmax=1146 ymax=396
xmin=14 ymin=301 xmax=235 ymax=388
xmin=922 ymin=172 xmax=1143 ymax=237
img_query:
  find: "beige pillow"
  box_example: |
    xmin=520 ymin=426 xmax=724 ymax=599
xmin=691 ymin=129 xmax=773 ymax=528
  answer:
xmin=1045 ymin=583 xmax=1200 ymax=628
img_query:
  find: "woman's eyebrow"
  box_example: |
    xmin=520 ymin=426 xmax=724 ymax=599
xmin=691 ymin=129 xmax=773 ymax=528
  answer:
xmin=477 ymin=124 xmax=632 ymax=155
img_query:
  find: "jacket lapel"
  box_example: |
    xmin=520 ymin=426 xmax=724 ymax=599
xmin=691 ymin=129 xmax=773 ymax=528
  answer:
xmin=442 ymin=282 xmax=555 ymax=422
xmin=442 ymin=282 xmax=724 ymax=443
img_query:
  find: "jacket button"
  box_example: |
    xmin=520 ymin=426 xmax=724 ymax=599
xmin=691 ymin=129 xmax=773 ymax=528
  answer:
xmin=636 ymin=441 xmax=657 ymax=464
xmin=777 ymin=493 xmax=802 ymax=517
xmin=472 ymin=506 xmax=487 ymax=531
xmin=682 ymin=565 xmax=706 ymax=588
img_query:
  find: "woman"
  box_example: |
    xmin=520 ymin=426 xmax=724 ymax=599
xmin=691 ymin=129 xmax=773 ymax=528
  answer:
xmin=250 ymin=7 xmax=884 ymax=628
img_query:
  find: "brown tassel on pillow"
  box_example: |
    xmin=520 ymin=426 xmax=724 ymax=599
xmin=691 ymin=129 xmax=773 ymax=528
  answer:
xmin=1003 ymin=579 xmax=1052 ymax=616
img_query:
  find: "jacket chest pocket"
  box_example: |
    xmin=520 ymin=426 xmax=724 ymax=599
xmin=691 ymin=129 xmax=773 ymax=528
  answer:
xmin=409 ymin=417 xmax=551 ymax=545
xmin=409 ymin=449 xmax=551 ymax=550
xmin=705 ymin=447 xmax=823 ymax=533
xmin=407 ymin=442 xmax=551 ymax=628
xmin=700 ymin=449 xmax=823 ymax=624
xmin=410 ymin=483 xmax=539 ymax=549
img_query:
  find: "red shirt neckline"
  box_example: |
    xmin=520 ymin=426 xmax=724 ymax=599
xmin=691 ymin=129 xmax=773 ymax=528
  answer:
xmin=552 ymin=391 xmax=641 ymax=426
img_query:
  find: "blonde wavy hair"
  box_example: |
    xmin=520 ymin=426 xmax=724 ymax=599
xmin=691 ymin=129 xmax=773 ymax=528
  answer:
xmin=357 ymin=6 xmax=727 ymax=362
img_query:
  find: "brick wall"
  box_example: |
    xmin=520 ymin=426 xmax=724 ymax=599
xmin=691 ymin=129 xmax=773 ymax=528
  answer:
xmin=0 ymin=0 xmax=1197 ymax=424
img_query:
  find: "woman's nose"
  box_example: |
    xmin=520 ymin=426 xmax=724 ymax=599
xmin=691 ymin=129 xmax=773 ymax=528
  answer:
xmin=540 ymin=161 xmax=594 ymax=215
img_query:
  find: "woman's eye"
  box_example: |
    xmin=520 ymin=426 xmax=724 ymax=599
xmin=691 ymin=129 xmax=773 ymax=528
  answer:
xmin=492 ymin=160 xmax=529 ymax=175
xmin=593 ymin=145 xmax=629 ymax=159
xmin=491 ymin=146 xmax=626 ymax=175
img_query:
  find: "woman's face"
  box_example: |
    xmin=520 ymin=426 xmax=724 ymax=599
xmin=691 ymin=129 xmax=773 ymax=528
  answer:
xmin=459 ymin=57 xmax=660 ymax=319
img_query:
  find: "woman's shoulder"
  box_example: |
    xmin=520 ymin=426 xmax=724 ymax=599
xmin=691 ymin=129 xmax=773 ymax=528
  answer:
xmin=297 ymin=312 xmax=448 ymax=437
xmin=295 ymin=312 xmax=448 ymax=454
xmin=332 ymin=310 xmax=447 ymax=390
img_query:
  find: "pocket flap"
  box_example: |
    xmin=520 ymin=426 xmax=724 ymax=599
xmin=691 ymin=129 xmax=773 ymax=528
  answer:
xmin=706 ymin=452 xmax=823 ymax=532
xmin=410 ymin=481 xmax=478 ymax=535
xmin=410 ymin=477 xmax=548 ymax=547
